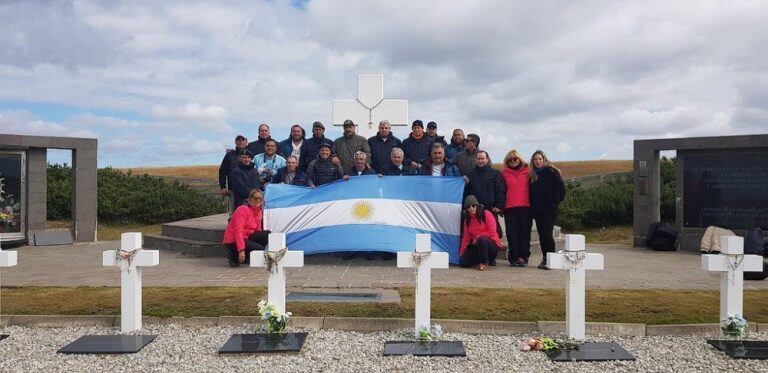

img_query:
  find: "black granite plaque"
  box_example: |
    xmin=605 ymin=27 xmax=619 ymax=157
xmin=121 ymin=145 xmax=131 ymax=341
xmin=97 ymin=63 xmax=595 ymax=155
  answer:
xmin=0 ymin=335 xmax=8 ymax=341
xmin=545 ymin=342 xmax=635 ymax=362
xmin=219 ymin=333 xmax=307 ymax=353
xmin=383 ymin=341 xmax=466 ymax=357
xmin=58 ymin=335 xmax=157 ymax=354
xmin=707 ymin=340 xmax=768 ymax=359
xmin=683 ymin=151 xmax=768 ymax=229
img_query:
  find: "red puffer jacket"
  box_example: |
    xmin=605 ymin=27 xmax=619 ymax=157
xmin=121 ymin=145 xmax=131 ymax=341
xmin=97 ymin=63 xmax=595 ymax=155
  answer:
xmin=222 ymin=204 xmax=263 ymax=251
xmin=502 ymin=166 xmax=530 ymax=209
xmin=459 ymin=210 xmax=502 ymax=256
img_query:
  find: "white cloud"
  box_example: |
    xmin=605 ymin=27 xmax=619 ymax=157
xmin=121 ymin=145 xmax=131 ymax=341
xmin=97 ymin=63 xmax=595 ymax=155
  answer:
xmin=556 ymin=142 xmax=572 ymax=154
xmin=1 ymin=1 xmax=768 ymax=165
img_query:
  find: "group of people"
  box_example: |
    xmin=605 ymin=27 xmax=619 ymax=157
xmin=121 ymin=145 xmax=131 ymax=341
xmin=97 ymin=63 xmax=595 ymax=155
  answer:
xmin=219 ymin=119 xmax=566 ymax=271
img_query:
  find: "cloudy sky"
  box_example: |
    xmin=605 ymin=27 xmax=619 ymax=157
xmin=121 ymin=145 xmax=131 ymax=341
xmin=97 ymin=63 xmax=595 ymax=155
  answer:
xmin=1 ymin=1 xmax=766 ymax=167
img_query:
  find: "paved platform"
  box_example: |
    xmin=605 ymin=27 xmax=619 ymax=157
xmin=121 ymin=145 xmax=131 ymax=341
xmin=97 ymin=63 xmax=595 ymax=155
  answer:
xmin=1 ymin=241 xmax=766 ymax=290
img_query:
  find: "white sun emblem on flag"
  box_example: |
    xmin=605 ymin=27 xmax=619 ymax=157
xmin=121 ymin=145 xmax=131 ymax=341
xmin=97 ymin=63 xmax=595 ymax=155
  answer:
xmin=351 ymin=201 xmax=375 ymax=222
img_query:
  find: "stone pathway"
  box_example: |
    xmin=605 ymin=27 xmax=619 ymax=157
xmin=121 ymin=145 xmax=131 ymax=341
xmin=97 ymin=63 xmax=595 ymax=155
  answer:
xmin=2 ymin=241 xmax=767 ymax=290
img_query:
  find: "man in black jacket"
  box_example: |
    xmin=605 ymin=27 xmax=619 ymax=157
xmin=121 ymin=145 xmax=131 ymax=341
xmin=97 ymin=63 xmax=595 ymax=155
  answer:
xmin=401 ymin=120 xmax=433 ymax=169
xmin=467 ymin=150 xmax=506 ymax=238
xmin=228 ymin=151 xmax=261 ymax=206
xmin=368 ymin=120 xmax=402 ymax=173
xmin=380 ymin=148 xmax=420 ymax=176
xmin=246 ymin=123 xmax=272 ymax=155
xmin=278 ymin=124 xmax=312 ymax=173
xmin=426 ymin=121 xmax=448 ymax=147
xmin=218 ymin=135 xmax=248 ymax=196
xmin=272 ymin=155 xmax=309 ymax=186
xmin=306 ymin=121 xmax=334 ymax=163
xmin=306 ymin=143 xmax=344 ymax=187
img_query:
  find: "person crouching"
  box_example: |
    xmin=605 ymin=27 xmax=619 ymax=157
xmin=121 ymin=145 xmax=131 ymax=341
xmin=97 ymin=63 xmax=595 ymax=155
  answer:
xmin=459 ymin=195 xmax=502 ymax=270
xmin=222 ymin=189 xmax=272 ymax=267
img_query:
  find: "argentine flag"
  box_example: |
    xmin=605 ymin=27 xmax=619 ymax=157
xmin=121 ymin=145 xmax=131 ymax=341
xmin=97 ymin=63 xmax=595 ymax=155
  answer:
xmin=264 ymin=175 xmax=464 ymax=264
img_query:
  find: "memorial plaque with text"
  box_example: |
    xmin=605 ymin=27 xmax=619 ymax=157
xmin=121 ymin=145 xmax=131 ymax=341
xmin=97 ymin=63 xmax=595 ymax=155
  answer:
xmin=683 ymin=151 xmax=768 ymax=230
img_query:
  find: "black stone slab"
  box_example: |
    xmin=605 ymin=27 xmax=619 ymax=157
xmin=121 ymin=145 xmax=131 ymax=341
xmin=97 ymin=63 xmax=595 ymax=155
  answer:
xmin=546 ymin=342 xmax=635 ymax=362
xmin=58 ymin=335 xmax=156 ymax=354
xmin=219 ymin=333 xmax=307 ymax=354
xmin=287 ymin=292 xmax=380 ymax=303
xmin=0 ymin=335 xmax=8 ymax=341
xmin=383 ymin=341 xmax=466 ymax=357
xmin=707 ymin=340 xmax=768 ymax=360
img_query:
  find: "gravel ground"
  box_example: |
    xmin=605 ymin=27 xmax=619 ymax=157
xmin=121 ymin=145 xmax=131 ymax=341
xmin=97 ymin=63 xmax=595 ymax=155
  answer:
xmin=0 ymin=325 xmax=767 ymax=372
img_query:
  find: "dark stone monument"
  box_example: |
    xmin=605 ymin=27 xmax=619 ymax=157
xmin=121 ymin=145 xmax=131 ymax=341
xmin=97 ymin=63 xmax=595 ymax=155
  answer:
xmin=219 ymin=333 xmax=307 ymax=354
xmin=58 ymin=335 xmax=156 ymax=354
xmin=0 ymin=335 xmax=8 ymax=341
xmin=545 ymin=342 xmax=635 ymax=362
xmin=383 ymin=341 xmax=466 ymax=357
xmin=707 ymin=340 xmax=768 ymax=360
xmin=634 ymin=134 xmax=768 ymax=250
xmin=0 ymin=134 xmax=98 ymax=245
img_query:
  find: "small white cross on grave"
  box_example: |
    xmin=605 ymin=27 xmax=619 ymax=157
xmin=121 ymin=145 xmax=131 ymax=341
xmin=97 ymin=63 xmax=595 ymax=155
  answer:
xmin=102 ymin=232 xmax=159 ymax=333
xmin=332 ymin=73 xmax=409 ymax=139
xmin=397 ymin=234 xmax=449 ymax=335
xmin=547 ymin=234 xmax=604 ymax=340
xmin=251 ymin=232 xmax=304 ymax=315
xmin=702 ymin=235 xmax=763 ymax=335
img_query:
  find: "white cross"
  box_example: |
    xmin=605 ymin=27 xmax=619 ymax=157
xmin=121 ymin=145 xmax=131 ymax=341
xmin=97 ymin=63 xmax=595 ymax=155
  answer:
xmin=102 ymin=232 xmax=159 ymax=333
xmin=251 ymin=232 xmax=304 ymax=315
xmin=547 ymin=234 xmax=604 ymax=340
xmin=397 ymin=234 xmax=449 ymax=335
xmin=332 ymin=73 xmax=409 ymax=139
xmin=702 ymin=235 xmax=763 ymax=335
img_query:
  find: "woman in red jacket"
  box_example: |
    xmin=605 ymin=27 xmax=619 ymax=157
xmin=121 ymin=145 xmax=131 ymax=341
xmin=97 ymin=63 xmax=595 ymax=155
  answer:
xmin=501 ymin=149 xmax=532 ymax=267
xmin=459 ymin=195 xmax=503 ymax=270
xmin=222 ymin=189 xmax=271 ymax=267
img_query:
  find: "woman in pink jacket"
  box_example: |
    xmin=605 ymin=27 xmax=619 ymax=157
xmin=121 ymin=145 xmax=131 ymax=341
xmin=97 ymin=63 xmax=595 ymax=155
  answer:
xmin=501 ymin=149 xmax=532 ymax=267
xmin=459 ymin=195 xmax=503 ymax=270
xmin=222 ymin=189 xmax=271 ymax=267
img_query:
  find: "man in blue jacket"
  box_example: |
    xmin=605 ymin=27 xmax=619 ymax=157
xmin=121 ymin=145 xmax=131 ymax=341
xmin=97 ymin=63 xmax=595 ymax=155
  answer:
xmin=278 ymin=124 xmax=312 ymax=173
xmin=421 ymin=143 xmax=461 ymax=176
xmin=228 ymin=151 xmax=261 ymax=206
xmin=272 ymin=155 xmax=309 ymax=186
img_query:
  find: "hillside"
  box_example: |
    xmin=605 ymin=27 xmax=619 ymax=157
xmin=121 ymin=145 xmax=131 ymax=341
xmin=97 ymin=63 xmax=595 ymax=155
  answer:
xmin=123 ymin=160 xmax=633 ymax=180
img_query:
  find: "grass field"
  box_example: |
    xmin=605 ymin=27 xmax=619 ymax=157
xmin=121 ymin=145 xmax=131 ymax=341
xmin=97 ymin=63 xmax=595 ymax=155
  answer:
xmin=48 ymin=220 xmax=161 ymax=241
xmin=3 ymin=286 xmax=767 ymax=324
xmin=124 ymin=160 xmax=632 ymax=180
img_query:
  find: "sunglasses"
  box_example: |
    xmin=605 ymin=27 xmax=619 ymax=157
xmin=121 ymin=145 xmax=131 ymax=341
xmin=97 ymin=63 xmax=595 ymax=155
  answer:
xmin=508 ymin=158 xmax=519 ymax=162
xmin=251 ymin=196 xmax=263 ymax=201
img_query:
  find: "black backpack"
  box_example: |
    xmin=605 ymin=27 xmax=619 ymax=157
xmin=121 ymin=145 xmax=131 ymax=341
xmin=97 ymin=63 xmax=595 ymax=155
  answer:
xmin=744 ymin=228 xmax=766 ymax=256
xmin=744 ymin=261 xmax=768 ymax=281
xmin=646 ymin=222 xmax=678 ymax=251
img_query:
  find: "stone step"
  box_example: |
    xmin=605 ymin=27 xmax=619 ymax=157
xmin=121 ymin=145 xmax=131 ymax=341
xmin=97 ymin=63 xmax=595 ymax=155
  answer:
xmin=161 ymin=223 xmax=224 ymax=242
xmin=144 ymin=233 xmax=225 ymax=258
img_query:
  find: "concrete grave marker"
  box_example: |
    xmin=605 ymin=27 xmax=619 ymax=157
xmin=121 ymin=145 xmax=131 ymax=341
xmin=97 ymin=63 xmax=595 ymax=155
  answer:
xmin=102 ymin=232 xmax=159 ymax=333
xmin=251 ymin=232 xmax=304 ymax=315
xmin=397 ymin=234 xmax=449 ymax=335
xmin=547 ymin=234 xmax=604 ymax=340
xmin=702 ymin=235 xmax=763 ymax=335
xmin=332 ymin=73 xmax=408 ymax=139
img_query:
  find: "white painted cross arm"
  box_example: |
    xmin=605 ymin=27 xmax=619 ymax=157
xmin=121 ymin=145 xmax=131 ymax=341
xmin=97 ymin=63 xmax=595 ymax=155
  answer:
xmin=103 ymin=233 xmax=159 ymax=269
xmin=548 ymin=235 xmax=604 ymax=271
xmin=0 ymin=242 xmax=17 ymax=267
xmin=251 ymin=232 xmax=304 ymax=315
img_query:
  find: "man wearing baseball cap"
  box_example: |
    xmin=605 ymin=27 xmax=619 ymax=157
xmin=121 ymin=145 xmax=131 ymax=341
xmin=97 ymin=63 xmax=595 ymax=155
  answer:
xmin=426 ymin=121 xmax=448 ymax=148
xmin=401 ymin=119 xmax=434 ymax=169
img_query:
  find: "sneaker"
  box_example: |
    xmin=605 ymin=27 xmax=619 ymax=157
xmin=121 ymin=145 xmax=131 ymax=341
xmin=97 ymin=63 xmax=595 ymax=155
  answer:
xmin=537 ymin=260 xmax=549 ymax=270
xmin=489 ymin=258 xmax=497 ymax=266
xmin=226 ymin=248 xmax=239 ymax=267
xmin=478 ymin=263 xmax=488 ymax=271
xmin=515 ymin=258 xmax=527 ymax=267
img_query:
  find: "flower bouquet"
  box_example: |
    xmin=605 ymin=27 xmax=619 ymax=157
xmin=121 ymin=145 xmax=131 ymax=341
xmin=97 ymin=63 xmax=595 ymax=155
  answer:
xmin=721 ymin=314 xmax=747 ymax=338
xmin=257 ymin=300 xmax=292 ymax=334
xmin=416 ymin=322 xmax=443 ymax=342
xmin=519 ymin=337 xmax=580 ymax=352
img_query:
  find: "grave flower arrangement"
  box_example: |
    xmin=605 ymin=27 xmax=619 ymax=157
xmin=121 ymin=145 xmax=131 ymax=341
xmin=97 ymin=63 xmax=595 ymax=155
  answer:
xmin=519 ymin=337 xmax=580 ymax=352
xmin=721 ymin=314 xmax=747 ymax=337
xmin=257 ymin=300 xmax=291 ymax=334
xmin=0 ymin=175 xmax=20 ymax=230
xmin=416 ymin=322 xmax=443 ymax=342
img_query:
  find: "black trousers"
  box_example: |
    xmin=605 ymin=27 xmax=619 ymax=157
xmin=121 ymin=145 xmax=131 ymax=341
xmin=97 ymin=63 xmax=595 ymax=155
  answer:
xmin=533 ymin=212 xmax=557 ymax=261
xmin=226 ymin=230 xmax=271 ymax=263
xmin=504 ymin=207 xmax=532 ymax=263
xmin=492 ymin=212 xmax=503 ymax=239
xmin=459 ymin=237 xmax=499 ymax=267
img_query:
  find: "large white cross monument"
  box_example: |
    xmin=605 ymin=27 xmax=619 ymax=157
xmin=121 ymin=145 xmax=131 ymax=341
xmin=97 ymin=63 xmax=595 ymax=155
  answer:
xmin=332 ymin=74 xmax=409 ymax=139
